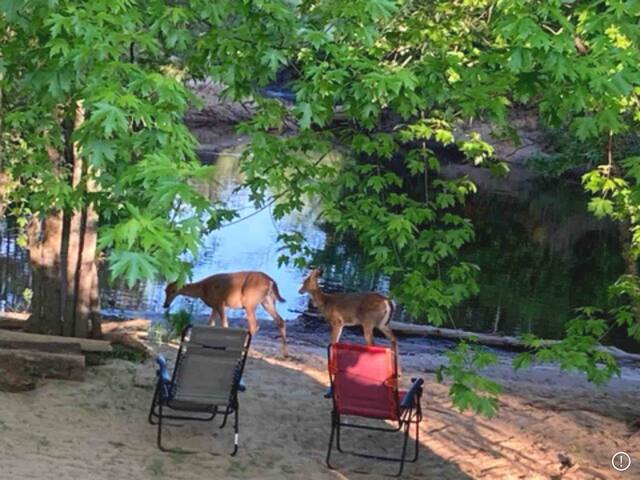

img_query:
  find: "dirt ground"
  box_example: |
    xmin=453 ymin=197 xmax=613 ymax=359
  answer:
xmin=0 ymin=320 xmax=638 ymax=480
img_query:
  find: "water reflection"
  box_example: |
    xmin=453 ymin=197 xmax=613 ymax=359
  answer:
xmin=307 ymin=179 xmax=634 ymax=350
xmin=455 ymin=181 xmax=624 ymax=340
xmin=99 ymin=144 xmax=327 ymax=318
xmin=0 ymin=221 xmax=30 ymax=311
xmin=0 ymin=145 xmax=636 ymax=351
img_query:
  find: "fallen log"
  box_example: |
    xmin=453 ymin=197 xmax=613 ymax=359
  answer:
xmin=290 ymin=309 xmax=640 ymax=363
xmin=597 ymin=345 xmax=640 ymax=364
xmin=0 ymin=339 xmax=82 ymax=355
xmin=102 ymin=331 xmax=152 ymax=358
xmin=387 ymin=322 xmax=640 ymax=362
xmin=0 ymin=330 xmax=112 ymax=353
xmin=388 ymin=321 xmax=535 ymax=348
xmin=0 ymin=348 xmax=85 ymax=391
xmin=0 ymin=312 xmax=29 ymax=330
xmin=100 ymin=319 xmax=151 ymax=334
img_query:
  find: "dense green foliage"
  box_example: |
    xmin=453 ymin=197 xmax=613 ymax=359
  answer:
xmin=436 ymin=341 xmax=502 ymax=417
xmin=0 ymin=0 xmax=233 ymax=287
xmin=496 ymin=0 xmax=640 ymax=378
xmin=2 ymin=0 xmax=640 ymax=415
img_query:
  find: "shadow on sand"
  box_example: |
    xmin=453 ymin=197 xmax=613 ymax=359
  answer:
xmin=153 ymin=350 xmax=472 ymax=479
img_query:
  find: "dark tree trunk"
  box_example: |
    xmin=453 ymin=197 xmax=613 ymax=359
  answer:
xmin=619 ymin=221 xmax=637 ymax=277
xmin=27 ymin=213 xmax=65 ymax=334
xmin=26 ymin=102 xmax=101 ymax=338
xmin=0 ymin=173 xmax=9 ymax=219
xmin=62 ymin=204 xmax=99 ymax=337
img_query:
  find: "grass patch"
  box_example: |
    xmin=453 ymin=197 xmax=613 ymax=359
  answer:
xmin=111 ymin=344 xmax=148 ymax=362
xmin=85 ymin=344 xmax=148 ymax=366
xmin=227 ymin=458 xmax=249 ymax=474
xmin=146 ymin=458 xmax=164 ymax=478
xmin=36 ymin=436 xmax=50 ymax=452
xmin=169 ymin=450 xmax=187 ymax=465
xmin=166 ymin=309 xmax=193 ymax=340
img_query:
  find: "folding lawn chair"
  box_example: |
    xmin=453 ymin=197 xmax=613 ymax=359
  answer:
xmin=325 ymin=342 xmax=424 ymax=476
xmin=148 ymin=324 xmax=251 ymax=455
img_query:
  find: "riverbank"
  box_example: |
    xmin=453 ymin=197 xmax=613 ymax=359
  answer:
xmin=0 ymin=317 xmax=638 ymax=479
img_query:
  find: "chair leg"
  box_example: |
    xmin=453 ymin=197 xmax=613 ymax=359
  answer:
xmin=326 ymin=412 xmax=337 ymax=469
xmin=395 ymin=422 xmax=411 ymax=477
xmin=335 ymin=414 xmax=343 ymax=453
xmin=220 ymin=411 xmax=229 ymax=429
xmin=148 ymin=384 xmax=159 ymax=425
xmin=410 ymin=415 xmax=420 ymax=462
xmin=157 ymin=401 xmax=166 ymax=451
xmin=231 ymin=408 xmax=239 ymax=456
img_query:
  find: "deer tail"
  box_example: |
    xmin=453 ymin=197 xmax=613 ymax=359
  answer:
xmin=271 ymin=280 xmax=286 ymax=303
xmin=384 ymin=298 xmax=395 ymax=325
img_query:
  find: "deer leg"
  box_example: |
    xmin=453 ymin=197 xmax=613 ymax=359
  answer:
xmin=244 ymin=305 xmax=260 ymax=336
xmin=378 ymin=324 xmax=398 ymax=354
xmin=378 ymin=324 xmax=401 ymax=374
xmin=262 ymin=297 xmax=288 ymax=358
xmin=208 ymin=309 xmax=217 ymax=327
xmin=363 ymin=324 xmax=375 ymax=346
xmin=208 ymin=305 xmax=225 ymax=327
xmin=219 ymin=304 xmax=229 ymax=328
xmin=330 ymin=325 xmax=344 ymax=345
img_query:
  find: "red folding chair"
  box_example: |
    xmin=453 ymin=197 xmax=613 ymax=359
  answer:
xmin=325 ymin=342 xmax=424 ymax=476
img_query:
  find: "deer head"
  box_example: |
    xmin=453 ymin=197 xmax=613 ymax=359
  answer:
xmin=299 ymin=267 xmax=324 ymax=294
xmin=163 ymin=282 xmax=178 ymax=309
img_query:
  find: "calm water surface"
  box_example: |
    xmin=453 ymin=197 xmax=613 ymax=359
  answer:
xmin=0 ymin=143 xmax=637 ymax=351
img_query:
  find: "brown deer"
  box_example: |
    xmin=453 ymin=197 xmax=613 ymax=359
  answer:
xmin=298 ymin=267 xmax=398 ymax=356
xmin=164 ymin=271 xmax=288 ymax=357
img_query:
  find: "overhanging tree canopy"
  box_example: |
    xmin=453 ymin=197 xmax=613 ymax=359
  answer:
xmin=0 ymin=1 xmax=230 ymax=336
xmin=1 ymin=0 xmax=640 ymax=416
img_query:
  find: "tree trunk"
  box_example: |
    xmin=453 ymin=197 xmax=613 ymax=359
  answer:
xmin=0 ymin=173 xmax=9 ymax=219
xmin=62 ymin=204 xmax=99 ymax=337
xmin=27 ymin=213 xmax=65 ymax=335
xmin=27 ymin=102 xmax=101 ymax=338
xmin=619 ymin=221 xmax=637 ymax=277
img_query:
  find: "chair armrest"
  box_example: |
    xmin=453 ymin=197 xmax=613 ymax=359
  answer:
xmin=155 ymin=354 xmax=172 ymax=384
xmin=400 ymin=378 xmax=424 ymax=410
xmin=237 ymin=377 xmax=247 ymax=392
xmin=323 ymin=386 xmax=333 ymax=399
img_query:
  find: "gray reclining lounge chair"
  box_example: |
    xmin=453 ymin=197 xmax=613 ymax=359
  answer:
xmin=148 ymin=325 xmax=251 ymax=455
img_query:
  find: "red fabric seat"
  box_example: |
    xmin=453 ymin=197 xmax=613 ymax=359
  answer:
xmin=325 ymin=342 xmax=424 ymax=475
xmin=329 ymin=343 xmax=400 ymax=421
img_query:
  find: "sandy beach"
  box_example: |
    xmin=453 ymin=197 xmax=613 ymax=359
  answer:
xmin=0 ymin=319 xmax=638 ymax=480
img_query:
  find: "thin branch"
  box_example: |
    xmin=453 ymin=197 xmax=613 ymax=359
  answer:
xmin=217 ymin=196 xmax=279 ymax=229
xmin=218 ymin=150 xmax=331 ymax=229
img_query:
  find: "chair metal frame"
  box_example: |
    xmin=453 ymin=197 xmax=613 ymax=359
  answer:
xmin=325 ymin=343 xmax=424 ymax=476
xmin=148 ymin=325 xmax=252 ymax=455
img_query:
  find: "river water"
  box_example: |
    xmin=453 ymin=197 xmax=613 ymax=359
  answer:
xmin=0 ymin=142 xmax=637 ymax=352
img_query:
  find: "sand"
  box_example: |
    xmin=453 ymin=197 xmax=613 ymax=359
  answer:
xmin=0 ymin=322 xmax=638 ymax=480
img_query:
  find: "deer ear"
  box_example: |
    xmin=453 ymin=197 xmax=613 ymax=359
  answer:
xmin=316 ymin=267 xmax=324 ymax=276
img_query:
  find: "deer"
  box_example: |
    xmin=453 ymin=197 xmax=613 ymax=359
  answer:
xmin=163 ymin=271 xmax=288 ymax=357
xmin=298 ymin=267 xmax=398 ymax=358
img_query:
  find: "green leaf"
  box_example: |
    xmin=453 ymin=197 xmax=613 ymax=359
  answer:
xmin=296 ymin=103 xmax=313 ymax=130
xmin=109 ymin=252 xmax=159 ymax=288
xmin=587 ymin=197 xmax=614 ymax=218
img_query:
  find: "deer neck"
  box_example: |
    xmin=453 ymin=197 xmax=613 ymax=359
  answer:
xmin=178 ymin=282 xmax=203 ymax=300
xmin=308 ymin=286 xmax=329 ymax=312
